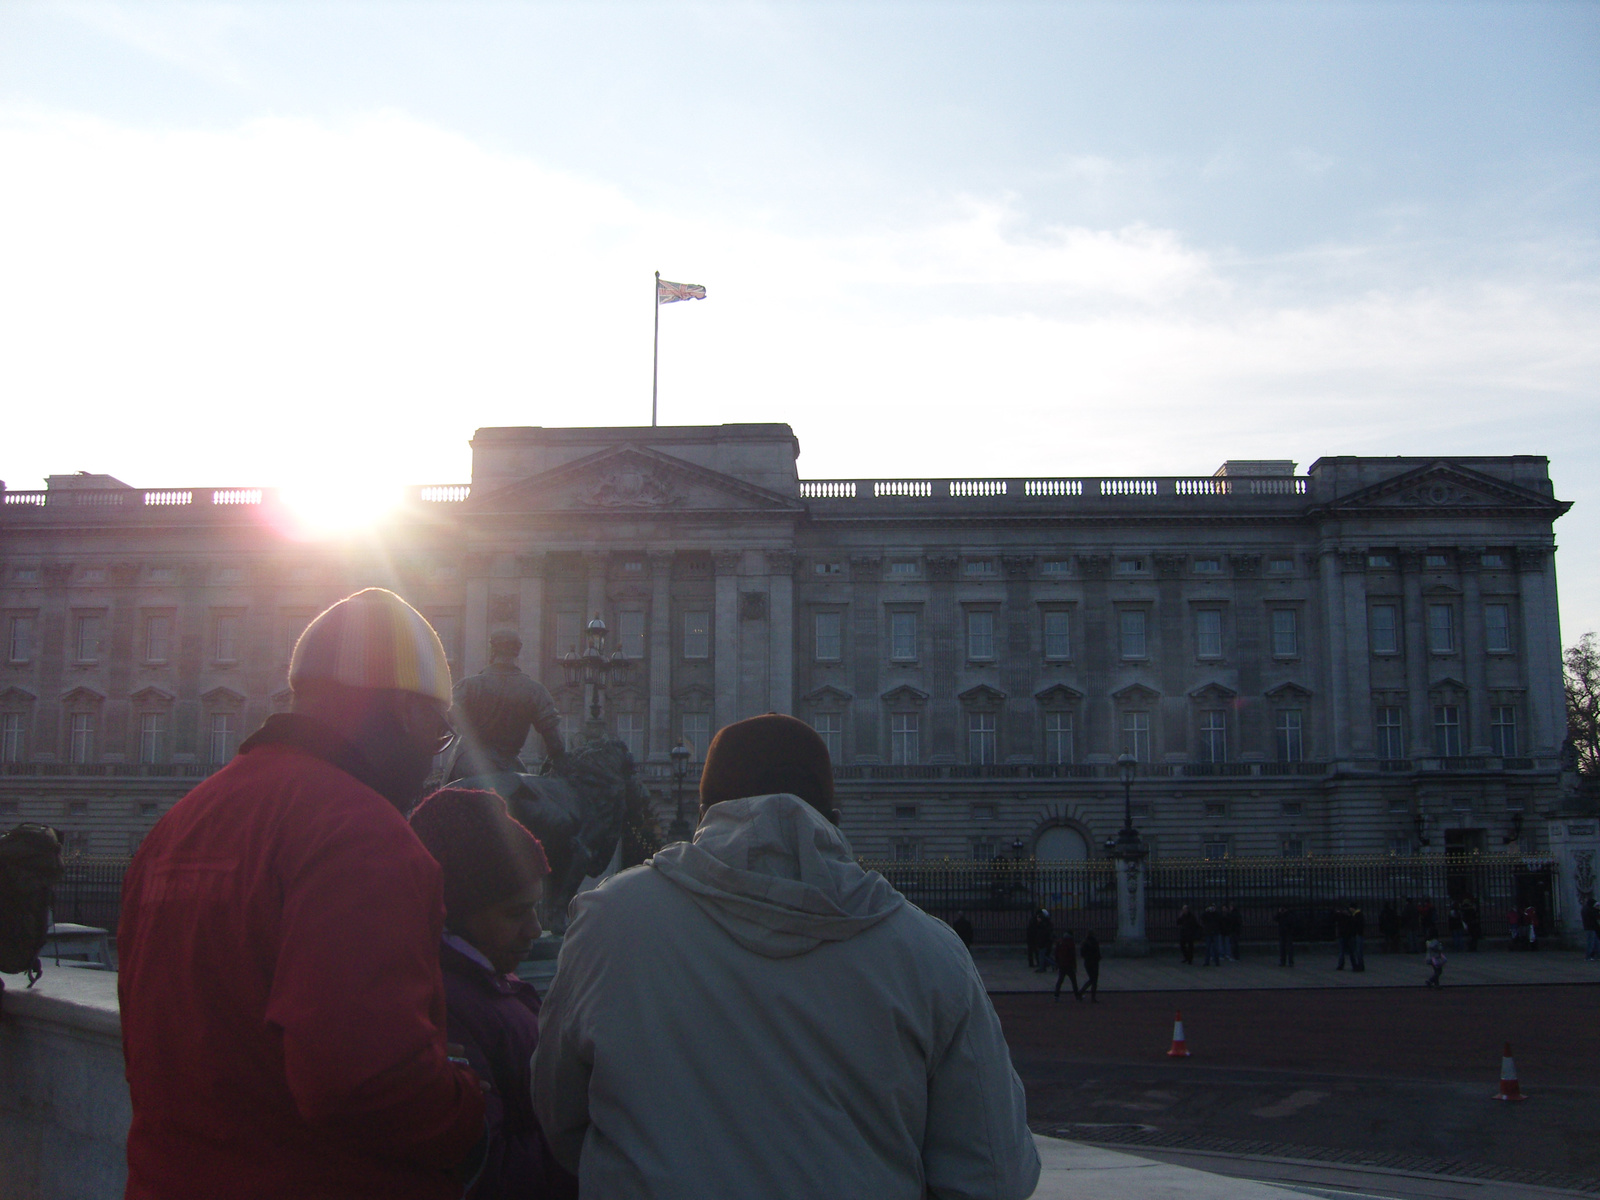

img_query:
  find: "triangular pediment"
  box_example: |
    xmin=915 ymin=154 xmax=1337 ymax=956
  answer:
xmin=1189 ymin=681 xmax=1238 ymax=702
xmin=1112 ymin=683 xmax=1161 ymax=703
xmin=801 ymin=684 xmax=853 ymax=707
xmin=881 ymin=684 xmax=931 ymax=707
xmin=957 ymin=684 xmax=1007 ymax=710
xmin=0 ymin=686 xmax=38 ymax=706
xmin=129 ymin=686 xmax=176 ymax=705
xmin=1321 ymin=462 xmax=1569 ymax=516
xmin=471 ymin=445 xmax=805 ymax=516
xmin=1034 ymin=684 xmax=1084 ymax=706
xmin=1265 ymin=682 xmax=1312 ymax=700
xmin=672 ymin=684 xmax=715 ymax=706
xmin=59 ymin=686 xmax=106 ymax=705
xmin=201 ymin=686 xmax=247 ymax=706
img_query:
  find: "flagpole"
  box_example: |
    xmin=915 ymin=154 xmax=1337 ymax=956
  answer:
xmin=651 ymin=271 xmax=660 ymax=427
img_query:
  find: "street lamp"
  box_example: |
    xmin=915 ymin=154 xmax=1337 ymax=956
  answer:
xmin=560 ymin=614 xmax=629 ymax=742
xmin=1109 ymin=750 xmax=1150 ymax=956
xmin=1115 ymin=751 xmax=1141 ymax=851
xmin=668 ymin=741 xmax=694 ymax=843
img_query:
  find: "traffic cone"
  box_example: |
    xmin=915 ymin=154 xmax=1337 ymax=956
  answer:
xmin=1167 ymin=1011 xmax=1191 ymax=1058
xmin=1495 ymin=1042 xmax=1527 ymax=1101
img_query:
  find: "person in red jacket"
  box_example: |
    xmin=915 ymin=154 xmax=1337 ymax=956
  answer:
xmin=118 ymin=588 xmax=487 ymax=1200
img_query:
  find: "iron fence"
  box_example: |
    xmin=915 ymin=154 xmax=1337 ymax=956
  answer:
xmin=864 ymin=854 xmax=1560 ymax=946
xmin=54 ymin=856 xmax=130 ymax=931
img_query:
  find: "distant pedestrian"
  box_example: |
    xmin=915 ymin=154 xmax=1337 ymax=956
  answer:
xmin=1274 ymin=905 xmax=1296 ymax=967
xmin=1025 ymin=909 xmax=1048 ymax=969
xmin=1379 ymin=901 xmax=1400 ymax=954
xmin=1177 ymin=905 xmax=1201 ymax=965
xmin=952 ymin=912 xmax=975 ymax=950
xmin=1523 ymin=905 xmax=1539 ymax=951
xmin=1201 ymin=905 xmax=1222 ymax=967
xmin=1581 ymin=897 xmax=1599 ymax=961
xmin=1419 ymin=898 xmax=1438 ymax=942
xmin=1035 ymin=909 xmax=1056 ymax=972
xmin=1401 ymin=897 xmax=1421 ymax=954
xmin=1052 ymin=931 xmax=1079 ymax=1002
xmin=1508 ymin=905 xmax=1524 ymax=949
xmin=1080 ymin=932 xmax=1101 ymax=1002
xmin=1334 ymin=905 xmax=1353 ymax=970
xmin=1424 ymin=939 xmax=1447 ymax=988
xmin=1461 ymin=896 xmax=1482 ymax=952
xmin=1348 ymin=904 xmax=1366 ymax=971
xmin=1223 ymin=903 xmax=1241 ymax=961
xmin=1448 ymin=903 xmax=1465 ymax=953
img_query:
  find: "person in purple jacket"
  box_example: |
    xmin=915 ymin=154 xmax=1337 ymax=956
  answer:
xmin=410 ymin=788 xmax=577 ymax=1200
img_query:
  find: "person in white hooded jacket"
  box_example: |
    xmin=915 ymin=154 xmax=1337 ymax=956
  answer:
xmin=532 ymin=713 xmax=1040 ymax=1200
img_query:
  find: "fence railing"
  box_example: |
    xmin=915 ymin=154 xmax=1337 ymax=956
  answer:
xmin=55 ymin=856 xmax=130 ymax=931
xmin=863 ymin=855 xmax=1561 ymax=946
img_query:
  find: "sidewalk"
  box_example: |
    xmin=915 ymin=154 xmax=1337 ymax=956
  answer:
xmin=978 ymin=944 xmax=1600 ymax=992
xmin=1032 ymin=1135 xmax=1304 ymax=1198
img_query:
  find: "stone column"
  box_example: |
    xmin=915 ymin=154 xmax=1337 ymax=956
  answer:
xmin=1517 ymin=548 xmax=1563 ymax=758
xmin=1400 ymin=550 xmax=1431 ymax=755
xmin=766 ymin=551 xmax=796 ymax=715
xmin=583 ymin=553 xmax=608 ymax=627
xmin=649 ymin=551 xmax=675 ymax=761
xmin=1318 ymin=549 xmax=1350 ymax=760
xmin=1111 ymin=847 xmax=1150 ymax=957
xmin=926 ymin=554 xmax=959 ymax=763
xmin=1460 ymin=551 xmax=1491 ymax=754
xmin=517 ymin=553 xmax=546 ymax=678
xmin=849 ymin=556 xmax=883 ymax=762
xmin=463 ymin=555 xmax=491 ymax=677
xmin=1338 ymin=550 xmax=1373 ymax=759
xmin=713 ymin=551 xmax=742 ymax=735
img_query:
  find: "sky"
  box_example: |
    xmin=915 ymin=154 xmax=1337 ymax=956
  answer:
xmin=1 ymin=1 xmax=1597 ymax=636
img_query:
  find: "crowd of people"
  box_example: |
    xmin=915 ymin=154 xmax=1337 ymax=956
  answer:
xmin=116 ymin=589 xmax=1042 ymax=1200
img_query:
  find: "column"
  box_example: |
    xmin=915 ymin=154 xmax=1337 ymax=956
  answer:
xmin=766 ymin=551 xmax=795 ymax=715
xmin=583 ymin=553 xmax=608 ymax=626
xmin=649 ymin=550 xmax=675 ymax=761
xmin=849 ymin=556 xmax=882 ymax=762
xmin=1460 ymin=552 xmax=1491 ymax=754
xmin=517 ymin=553 xmax=546 ymax=677
xmin=713 ymin=550 xmax=742 ymax=734
xmin=1400 ymin=550 xmax=1431 ymax=755
xmin=1338 ymin=551 xmax=1374 ymax=758
xmin=463 ymin=555 xmax=491 ymax=677
xmin=1517 ymin=548 xmax=1563 ymax=758
xmin=1112 ymin=851 xmax=1150 ymax=956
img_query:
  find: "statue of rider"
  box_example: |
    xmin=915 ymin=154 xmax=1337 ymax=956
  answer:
xmin=445 ymin=629 xmax=565 ymax=785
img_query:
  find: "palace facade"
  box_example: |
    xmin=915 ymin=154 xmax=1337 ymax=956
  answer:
xmin=0 ymin=423 xmax=1575 ymax=863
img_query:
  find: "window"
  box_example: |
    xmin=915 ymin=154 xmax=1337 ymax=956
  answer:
xmin=1433 ymin=705 xmax=1462 ymax=757
xmin=7 ymin=616 xmax=32 ymax=663
xmin=1119 ymin=610 xmax=1147 ymax=658
xmin=681 ymin=713 xmax=711 ymax=761
xmin=1199 ymin=710 xmax=1227 ymax=763
xmin=12 ymin=567 xmax=39 ymax=584
xmin=1120 ymin=710 xmax=1150 ymax=761
xmin=1042 ymin=610 xmax=1071 ymax=659
xmin=890 ymin=712 xmax=920 ymax=764
xmin=1202 ymin=840 xmax=1229 ymax=861
xmin=137 ymin=713 xmax=163 ymax=764
xmin=1451 ymin=796 xmax=1473 ymax=812
xmin=1505 ymin=796 xmax=1526 ymax=812
xmin=209 ymin=713 xmax=236 ymax=765
xmin=971 ymin=839 xmax=996 ymax=862
xmin=1491 ymin=706 xmax=1518 ymax=757
xmin=964 ymin=559 xmax=996 ymax=577
xmin=1281 ymin=801 xmax=1303 ymax=815
xmin=1044 ymin=712 xmax=1073 ymax=764
xmin=69 ymin=713 xmax=94 ymax=764
xmin=80 ymin=567 xmax=105 ymax=584
xmin=966 ymin=611 xmax=995 ymax=660
xmin=1 ymin=714 xmax=24 ymax=763
xmin=970 ymin=802 xmax=997 ymax=821
xmin=1367 ymin=553 xmax=1394 ymax=569
xmin=968 ymin=713 xmax=996 ymax=764
xmin=1275 ymin=709 xmax=1304 ymax=762
xmin=148 ymin=566 xmax=175 ymax=583
xmin=1204 ymin=801 xmax=1227 ymax=817
xmin=215 ymin=566 xmax=244 ymax=584
xmin=1268 ymin=556 xmax=1295 ymax=574
xmin=1388 ymin=835 xmax=1413 ymax=856
xmin=1388 ymin=795 xmax=1411 ymax=814
xmin=890 ymin=611 xmax=918 ymax=661
xmin=894 ymin=804 xmax=918 ymax=820
xmin=1375 ymin=707 xmax=1405 ymax=759
xmin=814 ymin=561 xmax=842 ymax=575
xmin=1193 ymin=557 xmax=1221 ymax=574
xmin=616 ymin=712 xmax=645 ymax=760
xmin=621 ymin=558 xmax=644 ymax=574
xmin=1195 ymin=609 xmax=1222 ymax=659
xmin=1484 ymin=604 xmax=1511 ymax=652
xmin=892 ymin=838 xmax=919 ymax=863
xmin=1426 ymin=604 xmax=1454 ymax=653
xmin=558 ymin=712 xmax=581 ymax=749
xmin=682 ymin=611 xmax=710 ymax=659
xmin=75 ymin=614 xmax=102 ymax=662
xmin=814 ymin=612 xmax=842 ymax=661
xmin=1041 ymin=559 xmax=1070 ymax=576
xmin=1481 ymin=553 xmax=1507 ymax=569
xmin=811 ymin=712 xmax=841 ymax=760
xmin=1369 ymin=604 xmax=1398 ymax=654
xmin=555 ymin=612 xmax=583 ymax=658
xmin=618 ymin=611 xmax=646 ymax=659
xmin=1116 ymin=557 xmax=1144 ymax=575
xmin=1283 ymin=838 xmax=1306 ymax=858
xmin=1270 ymin=609 xmax=1298 ymax=657
xmin=144 ymin=615 xmax=171 ymax=663
xmin=1425 ymin=553 xmax=1450 ymax=569
xmin=888 ymin=560 xmax=919 ymax=577
xmin=214 ymin=614 xmax=241 ymax=662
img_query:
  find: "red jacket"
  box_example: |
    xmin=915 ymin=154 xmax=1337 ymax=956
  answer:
xmin=118 ymin=718 xmax=486 ymax=1199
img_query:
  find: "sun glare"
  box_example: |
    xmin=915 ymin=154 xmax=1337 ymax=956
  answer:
xmin=276 ymin=478 xmax=405 ymax=538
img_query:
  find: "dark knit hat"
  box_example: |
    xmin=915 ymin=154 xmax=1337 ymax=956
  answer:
xmin=408 ymin=789 xmax=549 ymax=922
xmin=699 ymin=713 xmax=835 ymax=815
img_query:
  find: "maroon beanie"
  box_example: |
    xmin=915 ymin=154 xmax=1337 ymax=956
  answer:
xmin=408 ymin=788 xmax=549 ymax=923
xmin=698 ymin=713 xmax=836 ymax=815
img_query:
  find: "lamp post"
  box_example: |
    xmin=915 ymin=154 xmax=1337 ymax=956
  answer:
xmin=1108 ymin=750 xmax=1150 ymax=956
xmin=560 ymin=614 xmax=628 ymax=743
xmin=668 ymin=741 xmax=694 ymax=843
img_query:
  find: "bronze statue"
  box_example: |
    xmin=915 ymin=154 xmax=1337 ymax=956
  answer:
xmin=444 ymin=630 xmax=639 ymax=930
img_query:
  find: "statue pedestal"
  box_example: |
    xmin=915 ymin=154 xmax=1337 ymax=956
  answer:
xmin=1110 ymin=842 xmax=1150 ymax=958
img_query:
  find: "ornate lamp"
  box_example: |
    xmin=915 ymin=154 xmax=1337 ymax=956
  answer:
xmin=668 ymin=741 xmax=694 ymax=843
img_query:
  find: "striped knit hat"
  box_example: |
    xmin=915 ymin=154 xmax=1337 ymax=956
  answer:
xmin=289 ymin=588 xmax=452 ymax=705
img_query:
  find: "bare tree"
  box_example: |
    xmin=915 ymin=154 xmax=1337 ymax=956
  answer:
xmin=1566 ymin=632 xmax=1600 ymax=778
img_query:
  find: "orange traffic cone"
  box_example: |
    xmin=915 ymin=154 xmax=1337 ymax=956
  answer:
xmin=1495 ymin=1042 xmax=1527 ymax=1101
xmin=1167 ymin=1011 xmax=1191 ymax=1058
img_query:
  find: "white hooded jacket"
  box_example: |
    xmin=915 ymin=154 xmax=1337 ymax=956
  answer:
xmin=532 ymin=792 xmax=1040 ymax=1200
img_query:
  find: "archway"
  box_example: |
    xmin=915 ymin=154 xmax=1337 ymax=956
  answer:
xmin=1035 ymin=825 xmax=1090 ymax=861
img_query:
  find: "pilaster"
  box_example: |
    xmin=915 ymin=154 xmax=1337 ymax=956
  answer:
xmin=713 ymin=550 xmax=741 ymax=734
xmin=649 ymin=551 xmax=675 ymax=760
xmin=765 ymin=550 xmax=795 ymax=715
xmin=463 ymin=554 xmax=491 ymax=677
xmin=516 ymin=553 xmax=546 ymax=685
xmin=1460 ymin=551 xmax=1491 ymax=753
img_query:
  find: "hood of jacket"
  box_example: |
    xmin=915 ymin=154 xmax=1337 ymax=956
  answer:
xmin=647 ymin=792 xmax=905 ymax=958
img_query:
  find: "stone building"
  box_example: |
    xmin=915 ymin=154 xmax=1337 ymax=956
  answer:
xmin=0 ymin=424 xmax=1574 ymax=863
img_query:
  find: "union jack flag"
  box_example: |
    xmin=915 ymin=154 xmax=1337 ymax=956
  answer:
xmin=656 ymin=278 xmax=707 ymax=304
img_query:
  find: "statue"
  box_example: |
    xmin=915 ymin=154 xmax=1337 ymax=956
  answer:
xmin=445 ymin=630 xmax=643 ymax=929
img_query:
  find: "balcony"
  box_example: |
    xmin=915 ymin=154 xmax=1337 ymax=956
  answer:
xmin=797 ymin=474 xmax=1309 ymax=513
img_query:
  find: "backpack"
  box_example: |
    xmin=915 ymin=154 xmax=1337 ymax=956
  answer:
xmin=0 ymin=824 xmax=65 ymax=987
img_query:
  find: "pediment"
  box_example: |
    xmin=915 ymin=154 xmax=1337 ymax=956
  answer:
xmin=1033 ymin=683 xmax=1084 ymax=705
xmin=1421 ymin=583 xmax=1461 ymax=596
xmin=1429 ymin=676 xmax=1468 ymax=693
xmin=0 ymin=686 xmax=38 ymax=706
xmin=201 ymin=686 xmax=247 ymax=706
xmin=1112 ymin=683 xmax=1161 ymax=703
xmin=1189 ymin=682 xmax=1238 ymax=702
xmin=59 ymin=686 xmax=106 ymax=705
xmin=129 ymin=686 xmax=176 ymax=705
xmin=957 ymin=684 xmax=1007 ymax=710
xmin=471 ymin=445 xmax=805 ymax=517
xmin=672 ymin=684 xmax=715 ymax=706
xmin=801 ymin=684 xmax=854 ymax=707
xmin=1322 ymin=462 xmax=1569 ymax=516
xmin=881 ymin=684 xmax=931 ymax=707
xmin=271 ymin=688 xmax=294 ymax=712
xmin=1265 ymin=682 xmax=1312 ymax=700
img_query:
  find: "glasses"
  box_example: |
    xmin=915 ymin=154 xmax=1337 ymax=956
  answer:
xmin=397 ymin=696 xmax=456 ymax=756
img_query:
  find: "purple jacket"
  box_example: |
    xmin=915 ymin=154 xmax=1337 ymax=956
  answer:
xmin=440 ymin=937 xmax=576 ymax=1200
